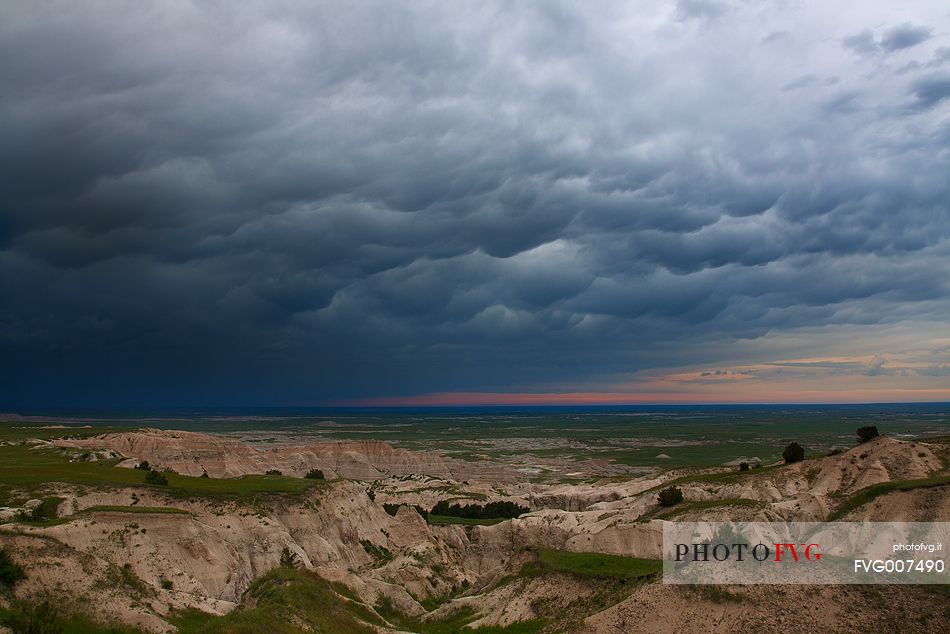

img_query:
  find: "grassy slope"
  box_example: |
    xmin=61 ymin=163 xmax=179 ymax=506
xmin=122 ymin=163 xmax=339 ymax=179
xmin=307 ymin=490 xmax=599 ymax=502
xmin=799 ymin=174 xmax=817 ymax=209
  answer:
xmin=173 ymin=567 xmax=379 ymax=634
xmin=828 ymin=474 xmax=950 ymax=520
xmin=533 ymin=548 xmax=662 ymax=580
xmin=0 ymin=442 xmax=322 ymax=505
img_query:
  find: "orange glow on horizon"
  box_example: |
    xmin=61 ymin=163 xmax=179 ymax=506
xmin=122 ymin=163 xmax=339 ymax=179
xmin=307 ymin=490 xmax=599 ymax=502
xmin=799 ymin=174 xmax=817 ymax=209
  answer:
xmin=342 ymin=387 xmax=950 ymax=407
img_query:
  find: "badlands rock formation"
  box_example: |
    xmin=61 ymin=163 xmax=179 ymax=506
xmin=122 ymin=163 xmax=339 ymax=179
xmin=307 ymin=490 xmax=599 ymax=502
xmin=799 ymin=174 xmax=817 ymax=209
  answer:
xmin=56 ymin=428 xmax=515 ymax=481
xmin=1 ymin=431 xmax=947 ymax=632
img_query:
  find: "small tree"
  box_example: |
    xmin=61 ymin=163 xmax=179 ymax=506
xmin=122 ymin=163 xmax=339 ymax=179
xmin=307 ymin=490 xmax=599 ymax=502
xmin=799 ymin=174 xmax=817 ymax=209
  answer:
xmin=279 ymin=546 xmax=299 ymax=568
xmin=856 ymin=426 xmax=879 ymax=444
xmin=0 ymin=547 xmax=26 ymax=587
xmin=145 ymin=469 xmax=168 ymax=485
xmin=657 ymin=486 xmax=684 ymax=507
xmin=782 ymin=442 xmax=805 ymax=464
xmin=304 ymin=469 xmax=325 ymax=480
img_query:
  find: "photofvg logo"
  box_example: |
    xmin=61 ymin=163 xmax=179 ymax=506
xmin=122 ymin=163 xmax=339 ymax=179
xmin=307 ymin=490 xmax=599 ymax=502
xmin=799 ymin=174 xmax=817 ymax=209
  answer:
xmin=662 ymin=522 xmax=949 ymax=585
xmin=674 ymin=541 xmax=822 ymax=563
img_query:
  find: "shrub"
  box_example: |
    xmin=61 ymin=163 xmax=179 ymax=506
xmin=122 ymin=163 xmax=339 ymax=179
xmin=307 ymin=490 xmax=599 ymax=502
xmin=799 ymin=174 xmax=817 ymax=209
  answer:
xmin=160 ymin=577 xmax=173 ymax=590
xmin=144 ymin=469 xmax=168 ymax=486
xmin=265 ymin=469 xmax=282 ymax=476
xmin=383 ymin=503 xmax=400 ymax=516
xmin=656 ymin=486 xmax=684 ymax=507
xmin=857 ymin=426 xmax=880 ymax=444
xmin=738 ymin=462 xmax=749 ymax=472
xmin=782 ymin=442 xmax=805 ymax=464
xmin=304 ymin=469 xmax=325 ymax=480
xmin=0 ymin=547 xmax=26 ymax=587
xmin=135 ymin=460 xmax=150 ymax=470
xmin=200 ymin=470 xmax=209 ymax=478
xmin=279 ymin=547 xmax=300 ymax=569
xmin=827 ymin=448 xmax=844 ymax=456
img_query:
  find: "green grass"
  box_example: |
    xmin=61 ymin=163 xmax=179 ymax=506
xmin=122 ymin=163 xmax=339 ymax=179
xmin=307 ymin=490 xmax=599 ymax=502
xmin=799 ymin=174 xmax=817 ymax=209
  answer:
xmin=531 ymin=548 xmax=662 ymax=581
xmin=644 ymin=462 xmax=788 ymax=493
xmin=648 ymin=498 xmax=762 ymax=521
xmin=0 ymin=443 xmax=322 ymax=502
xmin=0 ymin=601 xmax=144 ymax=633
xmin=828 ymin=474 xmax=950 ymax=521
xmin=83 ymin=505 xmax=191 ymax=515
xmin=427 ymin=515 xmax=507 ymax=526
xmin=171 ymin=567 xmax=379 ymax=634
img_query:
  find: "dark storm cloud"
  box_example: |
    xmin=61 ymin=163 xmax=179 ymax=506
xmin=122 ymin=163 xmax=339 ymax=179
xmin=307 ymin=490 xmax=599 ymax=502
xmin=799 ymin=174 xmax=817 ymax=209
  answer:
xmin=1 ymin=1 xmax=949 ymax=406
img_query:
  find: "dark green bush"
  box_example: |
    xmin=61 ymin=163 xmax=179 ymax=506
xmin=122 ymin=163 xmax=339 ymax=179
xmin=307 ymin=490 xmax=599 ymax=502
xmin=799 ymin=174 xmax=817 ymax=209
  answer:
xmin=738 ymin=462 xmax=749 ymax=471
xmin=304 ymin=469 xmax=325 ymax=480
xmin=0 ymin=547 xmax=26 ymax=587
xmin=856 ymin=426 xmax=880 ymax=443
xmin=782 ymin=442 xmax=805 ymax=464
xmin=279 ymin=547 xmax=300 ymax=569
xmin=144 ymin=469 xmax=168 ymax=485
xmin=429 ymin=500 xmax=527 ymax=519
xmin=656 ymin=486 xmax=684 ymax=507
xmin=135 ymin=460 xmax=150 ymax=470
xmin=265 ymin=469 xmax=282 ymax=476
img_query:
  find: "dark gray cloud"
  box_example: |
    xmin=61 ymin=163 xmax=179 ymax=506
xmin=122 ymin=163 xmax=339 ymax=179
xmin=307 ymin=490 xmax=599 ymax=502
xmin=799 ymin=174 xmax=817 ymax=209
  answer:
xmin=0 ymin=1 xmax=949 ymax=406
xmin=880 ymin=23 xmax=933 ymax=51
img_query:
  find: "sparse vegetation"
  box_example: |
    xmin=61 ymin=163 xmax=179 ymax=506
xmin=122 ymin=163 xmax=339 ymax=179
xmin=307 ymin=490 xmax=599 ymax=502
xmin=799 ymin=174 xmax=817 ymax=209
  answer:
xmin=265 ymin=469 xmax=282 ymax=476
xmin=782 ymin=442 xmax=805 ymax=464
xmin=304 ymin=469 xmax=325 ymax=480
xmin=857 ymin=426 xmax=880 ymax=443
xmin=359 ymin=540 xmax=393 ymax=566
xmin=687 ymin=585 xmax=746 ymax=603
xmin=657 ymin=485 xmax=684 ymax=507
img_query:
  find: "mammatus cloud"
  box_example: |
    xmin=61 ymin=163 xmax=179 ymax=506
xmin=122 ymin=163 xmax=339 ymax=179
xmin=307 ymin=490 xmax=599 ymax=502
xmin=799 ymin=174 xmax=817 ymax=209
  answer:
xmin=0 ymin=1 xmax=948 ymax=406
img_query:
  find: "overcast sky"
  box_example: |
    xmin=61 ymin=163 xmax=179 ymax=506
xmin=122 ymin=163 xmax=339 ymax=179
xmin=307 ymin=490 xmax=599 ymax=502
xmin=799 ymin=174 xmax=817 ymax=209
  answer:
xmin=2 ymin=0 xmax=949 ymax=408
